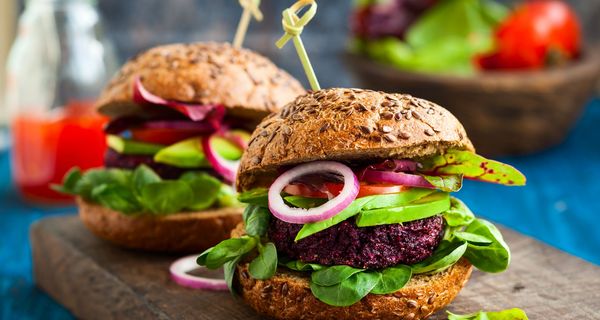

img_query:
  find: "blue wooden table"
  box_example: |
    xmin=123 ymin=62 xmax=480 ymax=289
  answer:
xmin=1 ymin=99 xmax=599 ymax=319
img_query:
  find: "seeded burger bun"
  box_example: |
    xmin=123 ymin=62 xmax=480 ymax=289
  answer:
xmin=234 ymin=88 xmax=475 ymax=319
xmin=237 ymin=88 xmax=474 ymax=191
xmin=80 ymin=42 xmax=304 ymax=253
xmin=96 ymin=42 xmax=305 ymax=122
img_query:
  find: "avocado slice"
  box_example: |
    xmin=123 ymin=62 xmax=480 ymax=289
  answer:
xmin=107 ymin=135 xmax=164 ymax=155
xmin=355 ymin=192 xmax=450 ymax=227
xmin=154 ymin=136 xmax=243 ymax=169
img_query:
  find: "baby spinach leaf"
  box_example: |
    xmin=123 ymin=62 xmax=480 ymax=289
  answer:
xmin=311 ymin=265 xmax=365 ymax=287
xmin=140 ymin=181 xmax=194 ymax=214
xmin=443 ymin=197 xmax=475 ymax=227
xmin=180 ymin=172 xmax=222 ymax=210
xmin=204 ymin=236 xmax=257 ymax=269
xmin=310 ymin=272 xmax=380 ymax=307
xmin=370 ymin=265 xmax=412 ymax=295
xmin=74 ymin=168 xmax=132 ymax=200
xmin=356 ymin=192 xmax=450 ymax=227
xmin=244 ymin=205 xmax=271 ymax=237
xmin=295 ymin=196 xmax=373 ymax=241
xmin=447 ymin=308 xmax=528 ymax=320
xmin=238 ymin=188 xmax=269 ymax=206
xmin=361 ymin=188 xmax=435 ymax=210
xmin=224 ymin=255 xmax=243 ymax=292
xmin=454 ymin=231 xmax=492 ymax=245
xmin=132 ymin=164 xmax=161 ymax=197
xmin=51 ymin=167 xmax=83 ymax=194
xmin=284 ymin=196 xmax=328 ymax=209
xmin=421 ymin=174 xmax=463 ymax=192
xmin=197 ymin=247 xmax=213 ymax=266
xmin=282 ymin=260 xmax=325 ymax=271
xmin=248 ymin=242 xmax=278 ymax=280
xmin=91 ymin=183 xmax=141 ymax=214
xmin=412 ymin=240 xmax=467 ymax=274
xmin=463 ymin=219 xmax=511 ymax=273
xmin=420 ymin=149 xmax=526 ymax=186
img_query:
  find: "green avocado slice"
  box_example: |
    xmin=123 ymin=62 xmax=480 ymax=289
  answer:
xmin=106 ymin=135 xmax=165 ymax=155
xmin=355 ymin=192 xmax=450 ymax=227
xmin=154 ymin=136 xmax=243 ymax=169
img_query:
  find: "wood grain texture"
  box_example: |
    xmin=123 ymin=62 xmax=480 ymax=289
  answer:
xmin=31 ymin=216 xmax=600 ymax=320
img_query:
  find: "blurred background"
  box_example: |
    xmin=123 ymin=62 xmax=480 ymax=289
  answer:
xmin=1 ymin=0 xmax=599 ymax=318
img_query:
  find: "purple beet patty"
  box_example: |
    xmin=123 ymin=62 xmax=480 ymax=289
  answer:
xmin=269 ymin=216 xmax=445 ymax=269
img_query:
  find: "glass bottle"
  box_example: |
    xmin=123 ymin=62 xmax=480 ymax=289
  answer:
xmin=5 ymin=0 xmax=117 ymax=205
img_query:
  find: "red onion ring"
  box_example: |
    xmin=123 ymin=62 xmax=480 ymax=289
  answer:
xmin=360 ymin=170 xmax=435 ymax=189
xmin=201 ymin=133 xmax=240 ymax=183
xmin=268 ymin=161 xmax=359 ymax=224
xmin=133 ymin=77 xmax=225 ymax=122
xmin=169 ymin=255 xmax=227 ymax=291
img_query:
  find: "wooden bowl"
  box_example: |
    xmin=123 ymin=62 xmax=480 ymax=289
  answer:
xmin=344 ymin=48 xmax=600 ymax=156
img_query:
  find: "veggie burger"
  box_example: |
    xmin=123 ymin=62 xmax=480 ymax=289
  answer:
xmin=199 ymin=88 xmax=526 ymax=319
xmin=56 ymin=42 xmax=304 ymax=252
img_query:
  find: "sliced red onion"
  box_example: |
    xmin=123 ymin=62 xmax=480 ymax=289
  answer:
xmin=268 ymin=161 xmax=360 ymax=224
xmin=169 ymin=255 xmax=227 ymax=291
xmin=201 ymin=133 xmax=240 ymax=183
xmin=133 ymin=77 xmax=225 ymax=122
xmin=360 ymin=170 xmax=435 ymax=189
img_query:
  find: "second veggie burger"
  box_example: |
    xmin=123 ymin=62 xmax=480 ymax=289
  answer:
xmin=199 ymin=88 xmax=526 ymax=319
xmin=56 ymin=42 xmax=304 ymax=252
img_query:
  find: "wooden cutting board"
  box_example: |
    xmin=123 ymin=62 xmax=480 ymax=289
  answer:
xmin=31 ymin=215 xmax=600 ymax=319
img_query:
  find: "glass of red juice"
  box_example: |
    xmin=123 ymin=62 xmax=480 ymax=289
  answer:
xmin=11 ymin=101 xmax=107 ymax=205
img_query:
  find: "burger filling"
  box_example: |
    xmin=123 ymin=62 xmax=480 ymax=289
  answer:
xmin=198 ymin=149 xmax=526 ymax=307
xmin=55 ymin=78 xmax=250 ymax=214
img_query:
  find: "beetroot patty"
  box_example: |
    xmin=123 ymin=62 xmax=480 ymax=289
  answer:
xmin=269 ymin=216 xmax=445 ymax=269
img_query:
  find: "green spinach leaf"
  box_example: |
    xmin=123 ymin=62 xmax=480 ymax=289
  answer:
xmin=180 ymin=172 xmax=222 ymax=210
xmin=244 ymin=205 xmax=271 ymax=237
xmin=282 ymin=260 xmax=325 ymax=271
xmin=463 ymin=219 xmax=511 ymax=273
xmin=224 ymin=255 xmax=243 ymax=292
xmin=238 ymin=188 xmax=269 ymax=206
xmin=248 ymin=242 xmax=278 ymax=280
xmin=412 ymin=240 xmax=467 ymax=274
xmin=91 ymin=183 xmax=142 ymax=214
xmin=51 ymin=167 xmax=82 ymax=194
xmin=204 ymin=237 xmax=257 ymax=269
xmin=311 ymin=265 xmax=365 ymax=286
xmin=447 ymin=308 xmax=528 ymax=320
xmin=132 ymin=164 xmax=161 ymax=197
xmin=310 ymin=272 xmax=380 ymax=307
xmin=74 ymin=168 xmax=132 ymax=200
xmin=443 ymin=197 xmax=475 ymax=227
xmin=140 ymin=181 xmax=194 ymax=214
xmin=370 ymin=265 xmax=411 ymax=295
xmin=454 ymin=231 xmax=492 ymax=245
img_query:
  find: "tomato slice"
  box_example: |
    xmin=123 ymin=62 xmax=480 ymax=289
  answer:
xmin=131 ymin=128 xmax=201 ymax=145
xmin=284 ymin=182 xmax=407 ymax=199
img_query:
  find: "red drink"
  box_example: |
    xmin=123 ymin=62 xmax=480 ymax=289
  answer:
xmin=11 ymin=101 xmax=107 ymax=205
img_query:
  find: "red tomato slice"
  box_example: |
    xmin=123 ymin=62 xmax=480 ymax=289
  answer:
xmin=131 ymin=128 xmax=201 ymax=145
xmin=284 ymin=182 xmax=407 ymax=199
